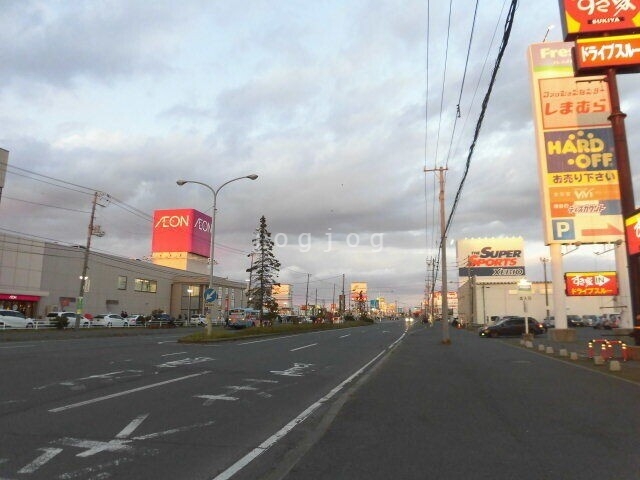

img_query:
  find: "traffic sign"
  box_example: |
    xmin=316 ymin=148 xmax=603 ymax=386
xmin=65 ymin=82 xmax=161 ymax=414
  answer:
xmin=204 ymin=288 xmax=218 ymax=303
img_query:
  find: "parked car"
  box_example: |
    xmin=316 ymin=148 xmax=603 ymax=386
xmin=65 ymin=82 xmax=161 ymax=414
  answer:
xmin=44 ymin=312 xmax=91 ymax=328
xmin=190 ymin=314 xmax=207 ymax=326
xmin=92 ymin=313 xmax=128 ymax=327
xmin=479 ymin=317 xmax=545 ymax=337
xmin=0 ymin=309 xmax=35 ymax=329
xmin=147 ymin=313 xmax=177 ymax=328
xmin=593 ymin=316 xmax=619 ymax=330
xmin=567 ymin=314 xmax=584 ymax=327
xmin=126 ymin=314 xmax=145 ymax=326
xmin=582 ymin=315 xmax=599 ymax=327
xmin=544 ymin=316 xmax=555 ymax=329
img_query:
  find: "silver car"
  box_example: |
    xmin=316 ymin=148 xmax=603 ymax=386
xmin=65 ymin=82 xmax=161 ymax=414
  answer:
xmin=92 ymin=314 xmax=128 ymax=327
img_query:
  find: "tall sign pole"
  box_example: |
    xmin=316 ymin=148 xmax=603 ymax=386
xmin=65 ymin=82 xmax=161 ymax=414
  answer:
xmin=605 ymin=68 xmax=639 ymax=325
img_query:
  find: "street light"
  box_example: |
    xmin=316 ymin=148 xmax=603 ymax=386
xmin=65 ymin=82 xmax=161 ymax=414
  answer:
xmin=540 ymin=257 xmax=550 ymax=324
xmin=187 ymin=288 xmax=193 ymax=324
xmin=176 ymin=174 xmax=258 ymax=335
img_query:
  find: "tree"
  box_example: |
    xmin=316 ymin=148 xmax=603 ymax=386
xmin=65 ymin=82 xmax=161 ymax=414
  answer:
xmin=247 ymin=216 xmax=281 ymax=322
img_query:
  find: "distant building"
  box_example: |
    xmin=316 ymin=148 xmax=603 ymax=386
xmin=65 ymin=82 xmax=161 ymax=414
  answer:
xmin=0 ymin=232 xmax=246 ymax=319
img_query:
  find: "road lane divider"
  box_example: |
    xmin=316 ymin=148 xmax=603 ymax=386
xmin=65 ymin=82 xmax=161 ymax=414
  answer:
xmin=290 ymin=343 xmax=318 ymax=352
xmin=49 ymin=371 xmax=210 ymax=413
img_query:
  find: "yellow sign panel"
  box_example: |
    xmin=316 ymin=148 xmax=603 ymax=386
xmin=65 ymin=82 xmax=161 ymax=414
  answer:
xmin=528 ymin=42 xmax=624 ymax=245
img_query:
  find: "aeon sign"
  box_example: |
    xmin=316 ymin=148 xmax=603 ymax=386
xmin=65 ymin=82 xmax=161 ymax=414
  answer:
xmin=152 ymin=209 xmax=212 ymax=257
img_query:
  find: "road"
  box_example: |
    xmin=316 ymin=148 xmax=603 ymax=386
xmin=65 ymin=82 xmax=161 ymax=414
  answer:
xmin=0 ymin=322 xmax=406 ymax=479
xmin=2 ymin=322 xmax=640 ymax=479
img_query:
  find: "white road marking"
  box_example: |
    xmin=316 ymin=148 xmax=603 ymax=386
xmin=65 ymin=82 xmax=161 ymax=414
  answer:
xmin=116 ymin=413 xmax=149 ymax=439
xmin=339 ymin=334 xmax=350 ymax=338
xmin=270 ymin=363 xmax=313 ymax=377
xmin=35 ymin=370 xmax=143 ymax=391
xmin=132 ymin=420 xmax=216 ymax=440
xmin=0 ymin=344 xmax=35 ymax=349
xmin=290 ymin=343 xmax=317 ymax=352
xmin=212 ymin=331 xmax=406 ymax=480
xmin=244 ymin=379 xmax=278 ymax=384
xmin=156 ymin=356 xmax=213 ymax=368
xmin=195 ymin=394 xmax=238 ymax=405
xmin=59 ymin=437 xmax=133 ymax=458
xmin=49 ymin=371 xmax=210 ymax=412
xmin=161 ymin=351 xmax=187 ymax=357
xmin=225 ymin=386 xmax=257 ymax=392
xmin=17 ymin=447 xmax=63 ymax=473
xmin=237 ymin=336 xmax=293 ymax=346
xmin=77 ymin=371 xmax=125 ymax=380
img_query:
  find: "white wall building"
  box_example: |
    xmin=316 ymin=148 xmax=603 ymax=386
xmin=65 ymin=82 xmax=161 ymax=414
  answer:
xmin=0 ymin=233 xmax=246 ymax=320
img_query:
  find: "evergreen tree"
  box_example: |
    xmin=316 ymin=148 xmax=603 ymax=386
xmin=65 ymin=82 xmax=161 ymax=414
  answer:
xmin=247 ymin=216 xmax=281 ymax=322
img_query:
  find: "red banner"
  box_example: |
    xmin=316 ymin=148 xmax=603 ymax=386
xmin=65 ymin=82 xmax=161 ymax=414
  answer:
xmin=564 ymin=271 xmax=619 ymax=296
xmin=625 ymin=211 xmax=640 ymax=255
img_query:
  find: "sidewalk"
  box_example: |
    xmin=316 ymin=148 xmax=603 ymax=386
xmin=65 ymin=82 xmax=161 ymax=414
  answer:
xmin=498 ymin=326 xmax=640 ymax=384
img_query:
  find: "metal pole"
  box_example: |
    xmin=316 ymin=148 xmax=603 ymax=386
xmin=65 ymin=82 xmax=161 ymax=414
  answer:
xmin=606 ymin=68 xmax=638 ymax=326
xmin=176 ymin=175 xmax=258 ymax=335
xmin=541 ymin=257 xmax=550 ymax=324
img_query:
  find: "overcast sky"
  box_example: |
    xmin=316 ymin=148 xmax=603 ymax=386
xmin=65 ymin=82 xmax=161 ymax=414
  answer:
xmin=1 ymin=0 xmax=638 ymax=310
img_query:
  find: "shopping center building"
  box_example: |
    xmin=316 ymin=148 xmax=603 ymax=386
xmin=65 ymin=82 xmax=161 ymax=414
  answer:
xmin=0 ymin=232 xmax=247 ymax=320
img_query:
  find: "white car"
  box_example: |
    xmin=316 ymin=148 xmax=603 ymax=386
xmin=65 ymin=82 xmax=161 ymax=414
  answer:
xmin=45 ymin=312 xmax=91 ymax=328
xmin=190 ymin=314 xmax=207 ymax=326
xmin=92 ymin=314 xmax=128 ymax=327
xmin=0 ymin=309 xmax=35 ymax=329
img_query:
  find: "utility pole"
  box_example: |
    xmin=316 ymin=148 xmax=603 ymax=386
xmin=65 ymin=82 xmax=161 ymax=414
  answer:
xmin=305 ymin=273 xmax=310 ymax=318
xmin=341 ymin=274 xmax=345 ymax=316
xmin=76 ymin=191 xmax=105 ymax=329
xmin=425 ymin=167 xmax=450 ymax=344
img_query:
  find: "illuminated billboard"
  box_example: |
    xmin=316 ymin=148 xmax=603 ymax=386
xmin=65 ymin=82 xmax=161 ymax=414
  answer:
xmin=625 ymin=210 xmax=640 ymax=256
xmin=457 ymin=238 xmax=525 ymax=281
xmin=350 ymin=282 xmax=368 ymax=301
xmin=559 ymin=0 xmax=640 ymax=40
xmin=528 ymin=42 xmax=624 ymax=245
xmin=272 ymin=284 xmax=291 ymax=296
xmin=575 ymin=34 xmax=640 ymax=72
xmin=564 ymin=271 xmax=619 ymax=296
xmin=152 ymin=209 xmax=212 ymax=257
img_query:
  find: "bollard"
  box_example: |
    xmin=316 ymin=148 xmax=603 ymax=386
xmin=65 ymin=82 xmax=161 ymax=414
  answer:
xmin=559 ymin=348 xmax=568 ymax=357
xmin=538 ymin=344 xmax=546 ymax=351
xmin=609 ymin=360 xmax=621 ymax=372
xmin=546 ymin=346 xmax=554 ymax=354
xmin=525 ymin=341 xmax=534 ymax=349
xmin=570 ymin=352 xmax=578 ymax=360
xmin=594 ymin=356 xmax=605 ymax=365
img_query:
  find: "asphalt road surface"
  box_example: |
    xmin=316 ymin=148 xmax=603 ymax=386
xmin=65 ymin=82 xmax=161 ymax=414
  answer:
xmin=2 ymin=322 xmax=639 ymax=479
xmin=0 ymin=323 xmax=406 ymax=479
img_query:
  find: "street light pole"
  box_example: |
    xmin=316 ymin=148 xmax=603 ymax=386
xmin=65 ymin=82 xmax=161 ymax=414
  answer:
xmin=540 ymin=257 xmax=550 ymax=324
xmin=177 ymin=174 xmax=258 ymax=335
